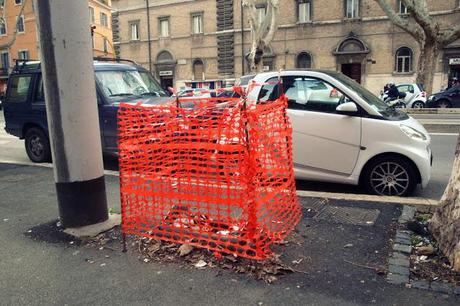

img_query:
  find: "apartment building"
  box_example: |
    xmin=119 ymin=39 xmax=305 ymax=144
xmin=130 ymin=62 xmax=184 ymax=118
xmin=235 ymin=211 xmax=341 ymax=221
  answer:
xmin=0 ymin=0 xmax=114 ymax=91
xmin=89 ymin=0 xmax=115 ymax=58
xmin=112 ymin=0 xmax=460 ymax=94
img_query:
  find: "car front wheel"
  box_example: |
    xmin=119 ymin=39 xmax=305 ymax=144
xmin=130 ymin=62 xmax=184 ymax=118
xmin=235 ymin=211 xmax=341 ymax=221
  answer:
xmin=362 ymin=156 xmax=417 ymax=197
xmin=412 ymin=101 xmax=425 ymax=108
xmin=25 ymin=127 xmax=51 ymax=163
xmin=437 ymin=99 xmax=451 ymax=108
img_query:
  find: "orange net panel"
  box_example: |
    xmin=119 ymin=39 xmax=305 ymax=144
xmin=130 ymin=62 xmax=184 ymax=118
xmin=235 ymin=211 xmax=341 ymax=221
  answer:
xmin=118 ymin=95 xmax=301 ymax=260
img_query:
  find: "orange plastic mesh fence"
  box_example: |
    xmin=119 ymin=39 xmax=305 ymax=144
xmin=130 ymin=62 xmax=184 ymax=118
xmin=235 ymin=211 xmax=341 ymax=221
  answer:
xmin=118 ymin=95 xmax=301 ymax=260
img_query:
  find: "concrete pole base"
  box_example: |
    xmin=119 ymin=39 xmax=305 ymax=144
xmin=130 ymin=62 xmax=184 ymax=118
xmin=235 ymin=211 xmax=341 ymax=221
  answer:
xmin=63 ymin=213 xmax=121 ymax=238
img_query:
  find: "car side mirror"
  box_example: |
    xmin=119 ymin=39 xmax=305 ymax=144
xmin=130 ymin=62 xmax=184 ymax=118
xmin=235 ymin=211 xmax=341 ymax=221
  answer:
xmin=336 ymin=102 xmax=358 ymax=115
xmin=409 ymin=89 xmax=414 ymax=93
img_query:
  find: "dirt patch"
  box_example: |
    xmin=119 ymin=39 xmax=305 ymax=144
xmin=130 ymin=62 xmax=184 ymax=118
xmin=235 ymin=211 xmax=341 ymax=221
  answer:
xmin=409 ymin=212 xmax=460 ymax=285
xmin=24 ymin=220 xmax=82 ymax=246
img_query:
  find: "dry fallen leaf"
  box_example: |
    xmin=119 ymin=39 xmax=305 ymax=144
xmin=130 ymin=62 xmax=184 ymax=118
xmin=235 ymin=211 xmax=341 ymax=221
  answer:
xmin=266 ymin=275 xmax=277 ymax=283
xmin=178 ymin=244 xmax=194 ymax=257
xmin=292 ymin=258 xmax=303 ymax=265
xmin=194 ymin=260 xmax=207 ymax=269
xmin=148 ymin=243 xmax=161 ymax=254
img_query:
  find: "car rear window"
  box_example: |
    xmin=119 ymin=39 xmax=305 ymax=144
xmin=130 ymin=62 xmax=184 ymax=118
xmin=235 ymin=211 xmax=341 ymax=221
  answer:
xmin=7 ymin=75 xmax=32 ymax=103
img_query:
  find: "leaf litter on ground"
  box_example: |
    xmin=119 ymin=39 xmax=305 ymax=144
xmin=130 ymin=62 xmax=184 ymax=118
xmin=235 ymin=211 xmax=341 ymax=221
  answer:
xmin=83 ymin=226 xmax=302 ymax=283
xmin=136 ymin=235 xmax=300 ymax=283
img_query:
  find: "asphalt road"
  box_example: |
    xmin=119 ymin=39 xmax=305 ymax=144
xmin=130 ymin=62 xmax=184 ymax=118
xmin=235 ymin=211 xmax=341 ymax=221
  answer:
xmin=2 ymin=163 xmax=459 ymax=305
xmin=0 ymin=110 xmax=457 ymax=200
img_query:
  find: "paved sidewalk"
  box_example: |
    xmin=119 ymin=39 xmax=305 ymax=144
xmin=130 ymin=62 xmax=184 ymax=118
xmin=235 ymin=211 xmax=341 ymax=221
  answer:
xmin=0 ymin=163 xmax=459 ymax=305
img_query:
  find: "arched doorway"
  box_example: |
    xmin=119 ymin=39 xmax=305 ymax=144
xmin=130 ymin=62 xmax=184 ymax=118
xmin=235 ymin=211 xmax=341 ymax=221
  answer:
xmin=333 ymin=32 xmax=370 ymax=83
xmin=155 ymin=50 xmax=176 ymax=90
xmin=193 ymin=59 xmax=204 ymax=80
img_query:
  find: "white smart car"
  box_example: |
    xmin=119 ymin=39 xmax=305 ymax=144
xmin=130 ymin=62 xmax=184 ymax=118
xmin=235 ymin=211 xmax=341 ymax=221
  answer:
xmin=397 ymin=83 xmax=427 ymax=108
xmin=246 ymin=70 xmax=432 ymax=196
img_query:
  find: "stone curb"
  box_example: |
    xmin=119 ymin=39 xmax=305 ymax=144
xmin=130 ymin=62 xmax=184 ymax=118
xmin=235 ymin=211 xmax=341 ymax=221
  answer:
xmin=386 ymin=205 xmax=460 ymax=295
xmin=386 ymin=206 xmax=414 ymax=286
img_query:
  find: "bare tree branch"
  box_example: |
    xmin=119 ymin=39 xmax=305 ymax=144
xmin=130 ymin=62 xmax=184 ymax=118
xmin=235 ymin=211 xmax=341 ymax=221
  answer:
xmin=374 ymin=0 xmax=425 ymax=41
xmin=242 ymin=0 xmax=279 ymax=72
xmin=439 ymin=24 xmax=460 ymax=46
xmin=262 ymin=0 xmax=279 ymax=46
xmin=0 ymin=0 xmax=28 ymax=49
xmin=402 ymin=0 xmax=438 ymax=39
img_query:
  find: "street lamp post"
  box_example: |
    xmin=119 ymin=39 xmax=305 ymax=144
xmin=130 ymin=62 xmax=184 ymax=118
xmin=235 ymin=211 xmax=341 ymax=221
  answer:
xmin=35 ymin=0 xmax=108 ymax=228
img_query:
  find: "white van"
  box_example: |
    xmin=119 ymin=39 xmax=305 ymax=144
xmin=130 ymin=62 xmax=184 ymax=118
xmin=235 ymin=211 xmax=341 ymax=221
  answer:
xmin=246 ymin=70 xmax=432 ymax=196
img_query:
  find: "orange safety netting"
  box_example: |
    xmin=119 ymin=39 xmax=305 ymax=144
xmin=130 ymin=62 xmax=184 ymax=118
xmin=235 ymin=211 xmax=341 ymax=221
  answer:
xmin=118 ymin=94 xmax=301 ymax=260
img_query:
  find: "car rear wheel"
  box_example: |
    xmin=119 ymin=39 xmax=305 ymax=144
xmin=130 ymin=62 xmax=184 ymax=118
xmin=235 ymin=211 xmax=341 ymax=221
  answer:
xmin=437 ymin=99 xmax=451 ymax=108
xmin=362 ymin=156 xmax=417 ymax=197
xmin=395 ymin=101 xmax=406 ymax=108
xmin=412 ymin=101 xmax=425 ymax=108
xmin=25 ymin=127 xmax=51 ymax=163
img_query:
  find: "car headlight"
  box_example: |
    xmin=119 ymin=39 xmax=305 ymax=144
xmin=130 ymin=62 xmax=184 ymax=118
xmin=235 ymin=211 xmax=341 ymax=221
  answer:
xmin=400 ymin=125 xmax=427 ymax=141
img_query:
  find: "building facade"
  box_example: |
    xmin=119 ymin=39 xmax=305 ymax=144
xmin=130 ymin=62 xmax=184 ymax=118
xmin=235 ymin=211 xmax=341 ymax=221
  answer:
xmin=0 ymin=0 xmax=114 ymax=91
xmin=112 ymin=0 xmax=460 ymax=94
xmin=90 ymin=0 xmax=115 ymax=58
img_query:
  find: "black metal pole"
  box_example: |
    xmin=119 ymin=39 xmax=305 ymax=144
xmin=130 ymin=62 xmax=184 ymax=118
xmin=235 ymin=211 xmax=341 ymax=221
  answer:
xmin=122 ymin=233 xmax=127 ymax=252
xmin=146 ymin=0 xmax=153 ymax=72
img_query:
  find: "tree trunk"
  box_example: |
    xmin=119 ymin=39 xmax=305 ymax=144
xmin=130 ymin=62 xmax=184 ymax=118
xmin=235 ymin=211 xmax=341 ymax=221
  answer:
xmin=416 ymin=40 xmax=438 ymax=95
xmin=429 ymin=133 xmax=460 ymax=272
xmin=248 ymin=44 xmax=264 ymax=73
xmin=243 ymin=0 xmax=279 ymax=74
xmin=254 ymin=60 xmax=264 ymax=73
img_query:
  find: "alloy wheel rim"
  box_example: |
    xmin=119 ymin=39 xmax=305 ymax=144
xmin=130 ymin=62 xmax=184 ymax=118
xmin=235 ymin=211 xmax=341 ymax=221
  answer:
xmin=370 ymin=162 xmax=409 ymax=196
xmin=29 ymin=135 xmax=44 ymax=158
xmin=439 ymin=101 xmax=449 ymax=108
xmin=413 ymin=102 xmax=424 ymax=108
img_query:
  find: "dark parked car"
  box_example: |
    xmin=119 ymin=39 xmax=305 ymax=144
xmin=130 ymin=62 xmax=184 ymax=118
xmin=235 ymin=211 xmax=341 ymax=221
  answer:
xmin=0 ymin=92 xmax=4 ymax=110
xmin=426 ymin=86 xmax=460 ymax=108
xmin=3 ymin=58 xmax=170 ymax=163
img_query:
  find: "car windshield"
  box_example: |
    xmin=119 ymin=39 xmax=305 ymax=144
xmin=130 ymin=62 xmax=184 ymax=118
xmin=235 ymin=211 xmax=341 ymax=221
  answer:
xmin=331 ymin=72 xmax=408 ymax=120
xmin=95 ymin=70 xmax=168 ymax=99
xmin=239 ymin=74 xmax=256 ymax=86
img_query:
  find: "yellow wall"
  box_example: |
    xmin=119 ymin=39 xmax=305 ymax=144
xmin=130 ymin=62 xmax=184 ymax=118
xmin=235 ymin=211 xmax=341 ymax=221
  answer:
xmin=0 ymin=0 xmax=114 ymax=72
xmin=0 ymin=0 xmax=39 ymax=66
xmin=89 ymin=0 xmax=115 ymax=57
